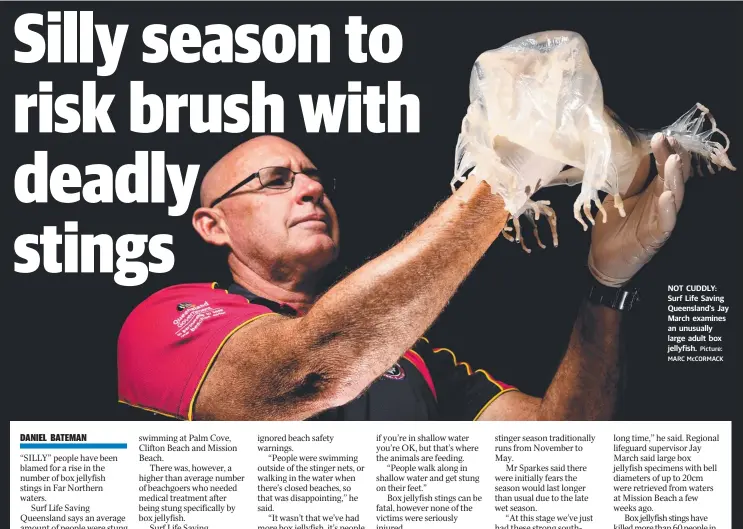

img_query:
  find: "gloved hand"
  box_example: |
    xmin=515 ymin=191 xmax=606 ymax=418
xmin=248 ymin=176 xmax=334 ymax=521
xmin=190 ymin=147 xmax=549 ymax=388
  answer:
xmin=588 ymin=133 xmax=692 ymax=287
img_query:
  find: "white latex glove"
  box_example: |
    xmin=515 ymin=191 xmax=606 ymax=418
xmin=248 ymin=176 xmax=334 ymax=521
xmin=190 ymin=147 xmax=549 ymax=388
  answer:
xmin=588 ymin=133 xmax=692 ymax=287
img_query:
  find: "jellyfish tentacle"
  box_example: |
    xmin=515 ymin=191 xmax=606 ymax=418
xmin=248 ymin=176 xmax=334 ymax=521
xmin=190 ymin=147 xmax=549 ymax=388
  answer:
xmin=501 ymin=216 xmax=515 ymax=242
xmin=613 ymin=193 xmax=626 ymax=217
xmin=512 ymin=217 xmax=531 ymax=253
xmin=583 ymin=199 xmax=596 ymax=226
xmin=499 ymin=199 xmax=559 ymax=252
xmin=593 ymin=195 xmax=607 ymax=223
xmin=532 ymin=224 xmax=547 ymax=249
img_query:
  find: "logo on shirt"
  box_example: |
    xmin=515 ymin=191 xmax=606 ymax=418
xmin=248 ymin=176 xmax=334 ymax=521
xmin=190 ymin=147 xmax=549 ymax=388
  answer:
xmin=383 ymin=363 xmax=405 ymax=380
xmin=177 ymin=302 xmax=194 ymax=311
xmin=173 ymin=301 xmax=226 ymax=338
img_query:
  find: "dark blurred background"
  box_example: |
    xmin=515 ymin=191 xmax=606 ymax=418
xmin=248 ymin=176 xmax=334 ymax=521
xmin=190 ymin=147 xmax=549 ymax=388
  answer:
xmin=2 ymin=2 xmax=739 ymax=424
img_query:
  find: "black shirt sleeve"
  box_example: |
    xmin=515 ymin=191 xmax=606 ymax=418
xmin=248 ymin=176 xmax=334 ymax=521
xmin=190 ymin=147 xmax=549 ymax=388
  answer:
xmin=409 ymin=337 xmax=519 ymax=420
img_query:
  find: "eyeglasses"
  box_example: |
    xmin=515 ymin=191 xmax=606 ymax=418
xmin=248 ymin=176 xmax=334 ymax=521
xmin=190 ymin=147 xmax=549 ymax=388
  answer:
xmin=210 ymin=166 xmax=336 ymax=208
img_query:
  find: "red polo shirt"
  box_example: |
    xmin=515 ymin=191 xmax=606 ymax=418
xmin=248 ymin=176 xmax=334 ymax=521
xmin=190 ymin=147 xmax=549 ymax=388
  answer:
xmin=118 ymin=282 xmax=516 ymax=420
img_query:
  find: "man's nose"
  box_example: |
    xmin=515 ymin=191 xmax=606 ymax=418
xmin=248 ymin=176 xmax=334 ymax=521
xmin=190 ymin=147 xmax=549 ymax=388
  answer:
xmin=293 ymin=173 xmax=325 ymax=204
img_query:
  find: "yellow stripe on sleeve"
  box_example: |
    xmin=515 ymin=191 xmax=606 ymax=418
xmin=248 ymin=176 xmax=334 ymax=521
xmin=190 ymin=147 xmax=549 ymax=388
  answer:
xmin=118 ymin=399 xmax=180 ymax=420
xmin=187 ymin=312 xmax=279 ymax=421
xmin=472 ymin=387 xmax=519 ymax=421
xmin=432 ymin=347 xmax=505 ymax=391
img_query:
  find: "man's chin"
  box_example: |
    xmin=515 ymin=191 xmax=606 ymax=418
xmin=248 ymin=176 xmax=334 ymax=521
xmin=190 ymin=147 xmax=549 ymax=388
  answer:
xmin=295 ymin=237 xmax=338 ymax=270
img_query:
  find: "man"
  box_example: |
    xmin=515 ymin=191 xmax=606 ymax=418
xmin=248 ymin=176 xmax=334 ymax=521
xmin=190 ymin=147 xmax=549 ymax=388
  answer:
xmin=118 ymin=133 xmax=690 ymax=421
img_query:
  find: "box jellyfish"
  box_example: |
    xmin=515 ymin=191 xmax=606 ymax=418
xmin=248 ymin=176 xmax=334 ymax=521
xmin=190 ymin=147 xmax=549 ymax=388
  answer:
xmin=452 ymin=30 xmax=735 ymax=251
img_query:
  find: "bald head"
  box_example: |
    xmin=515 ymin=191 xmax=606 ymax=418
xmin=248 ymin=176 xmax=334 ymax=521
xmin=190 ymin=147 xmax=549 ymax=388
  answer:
xmin=192 ymin=134 xmax=340 ymax=291
xmin=200 ymin=135 xmax=311 ymax=208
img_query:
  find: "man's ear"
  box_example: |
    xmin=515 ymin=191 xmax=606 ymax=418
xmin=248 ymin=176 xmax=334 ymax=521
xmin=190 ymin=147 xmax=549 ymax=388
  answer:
xmin=192 ymin=207 xmax=230 ymax=247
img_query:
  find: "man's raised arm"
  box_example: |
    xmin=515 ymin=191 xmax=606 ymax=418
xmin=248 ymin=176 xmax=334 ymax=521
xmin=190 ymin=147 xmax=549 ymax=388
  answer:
xmin=195 ymin=176 xmax=510 ymax=420
xmin=478 ymin=134 xmax=691 ymax=421
xmin=477 ymin=300 xmax=623 ymax=421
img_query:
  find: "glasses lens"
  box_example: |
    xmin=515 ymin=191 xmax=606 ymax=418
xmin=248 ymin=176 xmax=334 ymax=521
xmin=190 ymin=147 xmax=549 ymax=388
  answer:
xmin=259 ymin=167 xmax=294 ymax=189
